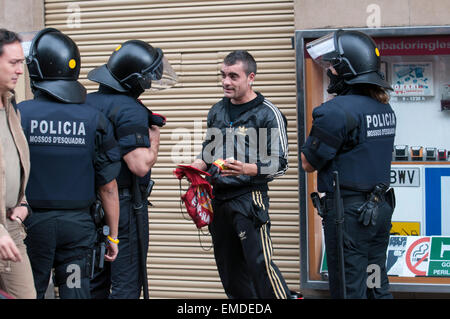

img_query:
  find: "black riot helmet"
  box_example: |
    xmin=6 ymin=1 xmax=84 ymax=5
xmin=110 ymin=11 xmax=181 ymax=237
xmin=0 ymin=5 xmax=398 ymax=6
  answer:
xmin=88 ymin=40 xmax=177 ymax=97
xmin=306 ymin=29 xmax=392 ymax=93
xmin=26 ymin=28 xmax=86 ymax=103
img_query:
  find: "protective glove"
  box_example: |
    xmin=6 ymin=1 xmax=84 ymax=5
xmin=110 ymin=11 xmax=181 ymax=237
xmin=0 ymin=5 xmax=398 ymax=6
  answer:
xmin=357 ymin=183 xmax=388 ymax=227
xmin=357 ymin=200 xmax=378 ymax=227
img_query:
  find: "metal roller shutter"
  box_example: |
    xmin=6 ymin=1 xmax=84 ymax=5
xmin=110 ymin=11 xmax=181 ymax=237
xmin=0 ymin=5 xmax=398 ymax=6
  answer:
xmin=44 ymin=0 xmax=299 ymax=299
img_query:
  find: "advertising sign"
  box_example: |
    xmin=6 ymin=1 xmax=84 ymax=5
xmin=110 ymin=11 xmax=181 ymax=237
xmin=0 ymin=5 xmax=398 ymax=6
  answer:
xmin=391 ymin=62 xmax=434 ymax=97
xmin=374 ymin=35 xmax=450 ymax=56
xmin=387 ymin=236 xmax=450 ymax=277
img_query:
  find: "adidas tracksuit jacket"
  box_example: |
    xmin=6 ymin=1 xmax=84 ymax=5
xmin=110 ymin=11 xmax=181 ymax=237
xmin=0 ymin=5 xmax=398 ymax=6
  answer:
xmin=199 ymin=92 xmax=291 ymax=299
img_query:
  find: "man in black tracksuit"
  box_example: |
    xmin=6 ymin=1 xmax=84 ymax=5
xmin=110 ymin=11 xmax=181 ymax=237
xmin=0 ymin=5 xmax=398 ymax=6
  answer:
xmin=191 ymin=50 xmax=292 ymax=299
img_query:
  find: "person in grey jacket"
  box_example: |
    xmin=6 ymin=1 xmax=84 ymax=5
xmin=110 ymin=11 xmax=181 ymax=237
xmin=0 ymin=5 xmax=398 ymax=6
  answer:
xmin=0 ymin=28 xmax=36 ymax=299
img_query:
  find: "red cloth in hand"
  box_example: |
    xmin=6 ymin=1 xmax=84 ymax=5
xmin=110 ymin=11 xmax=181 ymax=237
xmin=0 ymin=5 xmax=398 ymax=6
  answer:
xmin=174 ymin=165 xmax=213 ymax=228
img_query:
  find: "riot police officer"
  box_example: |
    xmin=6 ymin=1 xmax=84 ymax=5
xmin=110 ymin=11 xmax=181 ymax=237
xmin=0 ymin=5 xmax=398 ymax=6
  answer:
xmin=86 ymin=40 xmax=176 ymax=299
xmin=301 ymin=30 xmax=396 ymax=299
xmin=18 ymin=28 xmax=121 ymax=299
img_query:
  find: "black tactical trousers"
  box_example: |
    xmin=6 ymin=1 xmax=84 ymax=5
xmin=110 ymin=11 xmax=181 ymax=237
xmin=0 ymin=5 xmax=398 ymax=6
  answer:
xmin=210 ymin=192 xmax=291 ymax=299
xmin=24 ymin=210 xmax=96 ymax=299
xmin=323 ymin=197 xmax=394 ymax=299
xmin=90 ymin=188 xmax=149 ymax=299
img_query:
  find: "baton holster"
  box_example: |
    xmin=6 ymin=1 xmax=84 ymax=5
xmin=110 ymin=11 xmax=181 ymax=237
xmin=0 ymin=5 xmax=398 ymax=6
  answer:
xmin=385 ymin=187 xmax=396 ymax=210
xmin=310 ymin=192 xmax=325 ymax=217
xmin=90 ymin=199 xmax=110 ymax=278
xmin=143 ymin=180 xmax=155 ymax=206
xmin=132 ymin=176 xmax=151 ymax=299
xmin=332 ymin=171 xmax=346 ymax=299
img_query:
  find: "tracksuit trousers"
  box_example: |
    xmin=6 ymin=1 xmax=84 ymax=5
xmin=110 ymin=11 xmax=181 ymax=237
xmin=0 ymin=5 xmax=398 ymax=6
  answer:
xmin=210 ymin=191 xmax=291 ymax=299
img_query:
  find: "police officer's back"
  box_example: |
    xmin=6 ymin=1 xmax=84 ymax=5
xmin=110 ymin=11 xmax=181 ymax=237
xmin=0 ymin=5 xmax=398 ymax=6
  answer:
xmin=85 ymin=40 xmax=176 ymax=299
xmin=18 ymin=28 xmax=121 ymax=299
xmin=301 ymin=30 xmax=396 ymax=299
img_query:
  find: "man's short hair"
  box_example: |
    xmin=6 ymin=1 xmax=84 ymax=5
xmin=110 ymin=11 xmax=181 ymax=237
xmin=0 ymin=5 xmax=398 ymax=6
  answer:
xmin=0 ymin=29 xmax=22 ymax=57
xmin=224 ymin=50 xmax=257 ymax=76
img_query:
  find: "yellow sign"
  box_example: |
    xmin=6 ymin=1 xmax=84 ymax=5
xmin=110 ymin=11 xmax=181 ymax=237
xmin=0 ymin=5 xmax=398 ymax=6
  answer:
xmin=390 ymin=222 xmax=420 ymax=236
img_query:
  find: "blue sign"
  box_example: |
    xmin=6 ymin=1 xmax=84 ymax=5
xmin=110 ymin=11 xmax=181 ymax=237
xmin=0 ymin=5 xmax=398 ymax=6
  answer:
xmin=425 ymin=167 xmax=450 ymax=236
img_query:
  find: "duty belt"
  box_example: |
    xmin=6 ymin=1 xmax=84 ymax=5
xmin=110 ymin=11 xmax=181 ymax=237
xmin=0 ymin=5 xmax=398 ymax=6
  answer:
xmin=324 ymin=193 xmax=369 ymax=212
xmin=118 ymin=188 xmax=132 ymax=197
xmin=119 ymin=185 xmax=147 ymax=197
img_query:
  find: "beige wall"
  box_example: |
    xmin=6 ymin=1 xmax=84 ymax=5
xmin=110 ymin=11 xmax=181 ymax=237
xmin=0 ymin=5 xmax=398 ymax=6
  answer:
xmin=0 ymin=0 xmax=44 ymax=101
xmin=294 ymin=0 xmax=450 ymax=29
xmin=0 ymin=0 xmax=44 ymax=32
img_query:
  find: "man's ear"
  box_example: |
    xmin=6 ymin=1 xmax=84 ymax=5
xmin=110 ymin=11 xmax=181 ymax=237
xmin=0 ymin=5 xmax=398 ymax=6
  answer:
xmin=248 ymin=72 xmax=255 ymax=85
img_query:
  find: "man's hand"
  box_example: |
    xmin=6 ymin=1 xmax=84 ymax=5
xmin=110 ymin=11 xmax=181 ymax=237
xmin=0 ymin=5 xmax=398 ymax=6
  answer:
xmin=8 ymin=205 xmax=29 ymax=223
xmin=0 ymin=206 xmax=29 ymax=262
xmin=190 ymin=159 xmax=207 ymax=172
xmin=0 ymin=233 xmax=21 ymax=262
xmin=98 ymin=179 xmax=119 ymax=262
xmin=105 ymin=241 xmax=118 ymax=262
xmin=221 ymin=158 xmax=257 ymax=177
xmin=301 ymin=152 xmax=316 ymax=173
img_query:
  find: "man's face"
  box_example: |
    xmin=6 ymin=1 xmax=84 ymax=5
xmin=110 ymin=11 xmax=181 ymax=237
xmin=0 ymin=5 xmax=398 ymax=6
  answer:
xmin=221 ymin=61 xmax=254 ymax=104
xmin=0 ymin=42 xmax=25 ymax=94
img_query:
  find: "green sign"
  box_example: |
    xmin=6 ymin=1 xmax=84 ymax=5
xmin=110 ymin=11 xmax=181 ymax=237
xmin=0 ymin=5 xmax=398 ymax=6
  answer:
xmin=321 ymin=251 xmax=328 ymax=273
xmin=322 ymin=236 xmax=450 ymax=277
xmin=428 ymin=237 xmax=450 ymax=277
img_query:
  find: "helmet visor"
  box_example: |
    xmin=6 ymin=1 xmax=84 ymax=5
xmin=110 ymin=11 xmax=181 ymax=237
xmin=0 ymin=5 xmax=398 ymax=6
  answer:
xmin=118 ymin=50 xmax=178 ymax=92
xmin=146 ymin=56 xmax=178 ymax=91
xmin=306 ymin=32 xmax=339 ymax=69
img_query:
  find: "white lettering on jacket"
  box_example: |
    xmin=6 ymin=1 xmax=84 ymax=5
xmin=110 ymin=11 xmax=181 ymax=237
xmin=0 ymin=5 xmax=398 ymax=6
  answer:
xmin=365 ymin=112 xmax=396 ymax=129
xmin=30 ymin=120 xmax=86 ymax=136
xmin=365 ymin=112 xmax=396 ymax=138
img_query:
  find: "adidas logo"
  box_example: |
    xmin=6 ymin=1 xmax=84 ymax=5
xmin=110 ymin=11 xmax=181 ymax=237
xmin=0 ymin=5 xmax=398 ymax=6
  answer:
xmin=236 ymin=126 xmax=248 ymax=136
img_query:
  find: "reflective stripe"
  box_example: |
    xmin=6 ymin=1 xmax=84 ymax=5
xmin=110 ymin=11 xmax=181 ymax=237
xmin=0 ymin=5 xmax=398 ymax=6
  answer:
xmin=262 ymin=99 xmax=289 ymax=178
xmin=259 ymin=223 xmax=287 ymax=299
xmin=263 ymin=99 xmax=288 ymax=157
xmin=252 ymin=191 xmax=266 ymax=211
xmin=264 ymin=225 xmax=287 ymax=299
